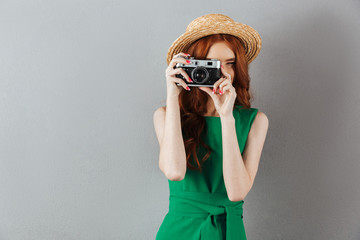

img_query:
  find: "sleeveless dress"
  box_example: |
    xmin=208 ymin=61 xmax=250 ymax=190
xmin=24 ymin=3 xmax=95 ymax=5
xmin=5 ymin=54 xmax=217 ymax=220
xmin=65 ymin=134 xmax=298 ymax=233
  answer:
xmin=155 ymin=104 xmax=259 ymax=240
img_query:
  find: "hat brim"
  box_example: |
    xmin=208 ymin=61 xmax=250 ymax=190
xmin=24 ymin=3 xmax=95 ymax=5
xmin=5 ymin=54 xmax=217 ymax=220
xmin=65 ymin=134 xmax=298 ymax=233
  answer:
xmin=166 ymin=22 xmax=262 ymax=65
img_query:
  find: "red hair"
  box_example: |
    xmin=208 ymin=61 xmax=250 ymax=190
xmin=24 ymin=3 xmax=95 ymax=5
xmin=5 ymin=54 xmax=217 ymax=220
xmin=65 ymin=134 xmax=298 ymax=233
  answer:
xmin=175 ymin=34 xmax=255 ymax=173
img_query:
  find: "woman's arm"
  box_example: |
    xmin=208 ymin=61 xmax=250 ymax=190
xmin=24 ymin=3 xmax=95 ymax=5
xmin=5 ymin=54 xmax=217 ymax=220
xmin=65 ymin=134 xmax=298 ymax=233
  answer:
xmin=153 ymin=96 xmax=187 ymax=181
xmin=221 ymin=111 xmax=269 ymax=201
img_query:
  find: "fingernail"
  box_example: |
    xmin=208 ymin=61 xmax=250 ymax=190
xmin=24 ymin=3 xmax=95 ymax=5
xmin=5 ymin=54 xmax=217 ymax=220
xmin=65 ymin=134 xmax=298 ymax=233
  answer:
xmin=189 ymin=78 xmax=193 ymax=82
xmin=221 ymin=65 xmax=224 ymax=69
xmin=185 ymin=53 xmax=190 ymax=56
xmin=219 ymin=90 xmax=223 ymax=94
xmin=186 ymin=60 xmax=191 ymax=63
xmin=213 ymin=88 xmax=215 ymax=93
xmin=186 ymin=86 xmax=190 ymax=91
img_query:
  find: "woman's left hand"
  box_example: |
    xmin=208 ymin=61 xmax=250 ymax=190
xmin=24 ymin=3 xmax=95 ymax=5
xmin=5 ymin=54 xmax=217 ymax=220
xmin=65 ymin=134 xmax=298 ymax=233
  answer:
xmin=199 ymin=65 xmax=237 ymax=118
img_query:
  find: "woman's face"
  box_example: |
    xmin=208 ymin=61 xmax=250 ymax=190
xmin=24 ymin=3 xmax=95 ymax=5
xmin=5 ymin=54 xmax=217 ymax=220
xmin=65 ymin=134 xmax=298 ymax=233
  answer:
xmin=205 ymin=42 xmax=236 ymax=83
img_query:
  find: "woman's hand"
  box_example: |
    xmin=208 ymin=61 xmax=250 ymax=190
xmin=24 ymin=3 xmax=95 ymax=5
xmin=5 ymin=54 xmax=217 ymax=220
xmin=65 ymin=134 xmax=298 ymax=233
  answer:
xmin=165 ymin=52 xmax=194 ymax=98
xmin=199 ymin=65 xmax=237 ymax=118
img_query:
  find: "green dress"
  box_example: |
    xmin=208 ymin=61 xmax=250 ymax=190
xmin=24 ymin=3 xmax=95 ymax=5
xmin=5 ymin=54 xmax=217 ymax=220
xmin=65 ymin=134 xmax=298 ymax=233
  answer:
xmin=156 ymin=105 xmax=259 ymax=240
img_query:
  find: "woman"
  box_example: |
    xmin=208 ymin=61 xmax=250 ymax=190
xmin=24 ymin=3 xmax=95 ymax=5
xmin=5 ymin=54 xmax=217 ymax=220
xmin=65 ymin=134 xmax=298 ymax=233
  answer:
xmin=154 ymin=14 xmax=269 ymax=240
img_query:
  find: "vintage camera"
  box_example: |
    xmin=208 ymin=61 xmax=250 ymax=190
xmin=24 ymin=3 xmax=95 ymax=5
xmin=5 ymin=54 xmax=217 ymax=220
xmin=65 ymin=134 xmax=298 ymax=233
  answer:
xmin=174 ymin=56 xmax=221 ymax=87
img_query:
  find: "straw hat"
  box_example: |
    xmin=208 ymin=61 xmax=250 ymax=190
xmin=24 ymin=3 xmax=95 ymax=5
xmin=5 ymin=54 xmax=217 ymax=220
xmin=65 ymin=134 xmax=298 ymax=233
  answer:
xmin=166 ymin=13 xmax=262 ymax=65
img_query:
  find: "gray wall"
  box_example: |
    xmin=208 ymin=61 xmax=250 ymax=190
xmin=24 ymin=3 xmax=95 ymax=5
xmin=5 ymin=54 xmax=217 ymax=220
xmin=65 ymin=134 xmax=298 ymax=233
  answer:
xmin=0 ymin=0 xmax=359 ymax=239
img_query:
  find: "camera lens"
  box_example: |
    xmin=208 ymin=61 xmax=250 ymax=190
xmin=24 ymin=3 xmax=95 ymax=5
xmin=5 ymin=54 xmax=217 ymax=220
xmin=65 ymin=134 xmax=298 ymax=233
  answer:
xmin=191 ymin=66 xmax=209 ymax=83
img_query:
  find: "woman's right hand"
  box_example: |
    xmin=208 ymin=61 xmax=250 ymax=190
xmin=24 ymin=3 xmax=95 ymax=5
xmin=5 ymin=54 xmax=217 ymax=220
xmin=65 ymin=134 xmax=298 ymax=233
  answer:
xmin=165 ymin=52 xmax=194 ymax=98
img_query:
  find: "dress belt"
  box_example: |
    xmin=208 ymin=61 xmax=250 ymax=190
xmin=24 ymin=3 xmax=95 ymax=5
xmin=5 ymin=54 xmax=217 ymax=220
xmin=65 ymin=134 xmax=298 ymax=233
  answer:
xmin=168 ymin=191 xmax=246 ymax=240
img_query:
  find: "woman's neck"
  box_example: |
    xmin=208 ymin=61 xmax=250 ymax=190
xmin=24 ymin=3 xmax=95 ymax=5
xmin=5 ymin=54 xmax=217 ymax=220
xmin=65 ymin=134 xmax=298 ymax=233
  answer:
xmin=203 ymin=98 xmax=219 ymax=117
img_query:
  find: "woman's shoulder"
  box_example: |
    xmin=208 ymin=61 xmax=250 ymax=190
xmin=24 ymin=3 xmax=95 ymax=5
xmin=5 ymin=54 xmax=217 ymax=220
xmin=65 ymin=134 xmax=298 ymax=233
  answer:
xmin=153 ymin=106 xmax=166 ymax=123
xmin=235 ymin=104 xmax=261 ymax=121
xmin=154 ymin=105 xmax=166 ymax=114
xmin=235 ymin=105 xmax=268 ymax=126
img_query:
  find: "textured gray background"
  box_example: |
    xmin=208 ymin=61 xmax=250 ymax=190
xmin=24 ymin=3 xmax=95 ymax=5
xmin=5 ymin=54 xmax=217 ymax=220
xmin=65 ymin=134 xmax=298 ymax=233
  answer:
xmin=1 ymin=0 xmax=360 ymax=239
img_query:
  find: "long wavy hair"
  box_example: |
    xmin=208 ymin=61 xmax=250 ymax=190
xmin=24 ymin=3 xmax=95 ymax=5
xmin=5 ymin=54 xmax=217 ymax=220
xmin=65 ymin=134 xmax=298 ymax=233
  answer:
xmin=176 ymin=34 xmax=255 ymax=173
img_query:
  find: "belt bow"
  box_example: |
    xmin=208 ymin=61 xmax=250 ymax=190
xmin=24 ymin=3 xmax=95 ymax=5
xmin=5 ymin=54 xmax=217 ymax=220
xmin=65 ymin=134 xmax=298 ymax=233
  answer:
xmin=168 ymin=191 xmax=247 ymax=240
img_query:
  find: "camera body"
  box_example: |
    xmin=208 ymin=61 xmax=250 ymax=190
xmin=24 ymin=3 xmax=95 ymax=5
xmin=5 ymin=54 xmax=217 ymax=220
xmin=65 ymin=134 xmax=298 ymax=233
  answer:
xmin=174 ymin=56 xmax=221 ymax=87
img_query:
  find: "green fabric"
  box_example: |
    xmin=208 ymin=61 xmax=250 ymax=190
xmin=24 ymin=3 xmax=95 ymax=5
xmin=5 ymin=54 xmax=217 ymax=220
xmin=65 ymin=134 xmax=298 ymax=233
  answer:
xmin=156 ymin=105 xmax=259 ymax=240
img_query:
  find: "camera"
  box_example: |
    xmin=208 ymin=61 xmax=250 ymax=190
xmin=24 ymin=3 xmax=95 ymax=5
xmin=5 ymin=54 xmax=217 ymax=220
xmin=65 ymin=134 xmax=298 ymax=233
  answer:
xmin=174 ymin=56 xmax=221 ymax=87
